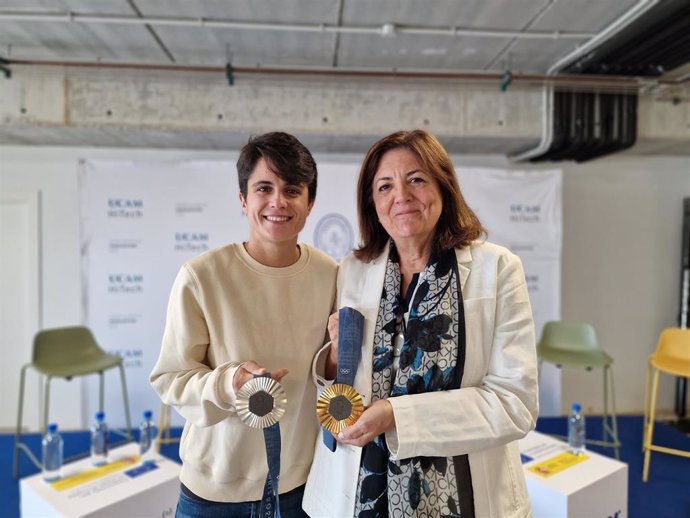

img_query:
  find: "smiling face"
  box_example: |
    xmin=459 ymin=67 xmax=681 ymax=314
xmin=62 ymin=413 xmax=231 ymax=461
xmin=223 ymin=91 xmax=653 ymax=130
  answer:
xmin=372 ymin=147 xmax=443 ymax=248
xmin=240 ymin=157 xmax=313 ymax=251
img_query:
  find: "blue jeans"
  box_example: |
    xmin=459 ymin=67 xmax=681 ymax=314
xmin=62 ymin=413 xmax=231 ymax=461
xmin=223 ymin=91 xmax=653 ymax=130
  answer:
xmin=176 ymin=483 xmax=309 ymax=518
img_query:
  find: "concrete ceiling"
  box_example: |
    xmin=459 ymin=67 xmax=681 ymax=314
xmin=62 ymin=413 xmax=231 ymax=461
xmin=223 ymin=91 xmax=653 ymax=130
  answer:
xmin=0 ymin=0 xmax=640 ymax=72
xmin=1 ymin=0 xmax=689 ymax=157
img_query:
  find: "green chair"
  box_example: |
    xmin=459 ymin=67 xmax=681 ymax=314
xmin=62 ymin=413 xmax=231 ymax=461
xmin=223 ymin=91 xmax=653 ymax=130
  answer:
xmin=13 ymin=326 xmax=132 ymax=478
xmin=537 ymin=321 xmax=620 ymax=458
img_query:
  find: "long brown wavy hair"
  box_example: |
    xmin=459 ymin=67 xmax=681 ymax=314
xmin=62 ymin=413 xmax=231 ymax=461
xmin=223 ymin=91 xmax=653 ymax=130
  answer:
xmin=354 ymin=130 xmax=485 ymax=262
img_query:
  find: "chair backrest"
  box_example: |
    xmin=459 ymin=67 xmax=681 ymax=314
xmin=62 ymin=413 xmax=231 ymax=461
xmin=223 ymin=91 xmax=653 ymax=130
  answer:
xmin=538 ymin=321 xmax=599 ymax=353
xmin=32 ymin=326 xmax=105 ymax=369
xmin=536 ymin=321 xmax=613 ymax=368
xmin=653 ymin=328 xmax=690 ymax=376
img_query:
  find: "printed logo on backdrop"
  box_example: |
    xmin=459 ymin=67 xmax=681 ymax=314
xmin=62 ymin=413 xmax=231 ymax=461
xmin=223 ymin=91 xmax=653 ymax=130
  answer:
xmin=108 ymin=348 xmax=144 ymax=369
xmin=507 ymin=242 xmax=537 ymax=254
xmin=174 ymin=232 xmax=210 ymax=253
xmin=175 ymin=202 xmax=207 ymax=217
xmin=107 ymin=198 xmax=144 ymax=218
xmin=108 ymin=314 xmax=142 ymax=328
xmin=108 ymin=273 xmax=144 ymax=294
xmin=525 ymin=274 xmax=539 ymax=293
xmin=314 ymin=213 xmax=354 ymax=261
xmin=109 ymin=239 xmax=141 ymax=253
xmin=509 ymin=203 xmax=541 ymax=223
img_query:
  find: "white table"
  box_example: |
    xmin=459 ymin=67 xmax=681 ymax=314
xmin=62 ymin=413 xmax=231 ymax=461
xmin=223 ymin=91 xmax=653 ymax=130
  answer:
xmin=21 ymin=442 xmax=180 ymax=518
xmin=519 ymin=431 xmax=627 ymax=518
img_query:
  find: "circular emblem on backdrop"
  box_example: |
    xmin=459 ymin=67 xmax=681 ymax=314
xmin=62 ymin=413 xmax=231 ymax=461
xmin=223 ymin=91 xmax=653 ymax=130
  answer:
xmin=314 ymin=213 xmax=354 ymax=261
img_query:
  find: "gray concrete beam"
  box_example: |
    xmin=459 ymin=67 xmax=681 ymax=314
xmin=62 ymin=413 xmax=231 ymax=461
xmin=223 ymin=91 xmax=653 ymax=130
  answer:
xmin=1 ymin=66 xmax=689 ymax=156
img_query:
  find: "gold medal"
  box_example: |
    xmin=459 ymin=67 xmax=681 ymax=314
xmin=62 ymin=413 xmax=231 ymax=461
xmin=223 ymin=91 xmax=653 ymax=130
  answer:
xmin=316 ymin=383 xmax=364 ymax=434
xmin=236 ymin=376 xmax=288 ymax=429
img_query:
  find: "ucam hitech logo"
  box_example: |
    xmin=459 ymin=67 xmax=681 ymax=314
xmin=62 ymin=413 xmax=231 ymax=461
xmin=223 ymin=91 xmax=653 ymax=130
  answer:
xmin=509 ymin=203 xmax=541 ymax=223
xmin=525 ymin=274 xmax=539 ymax=292
xmin=174 ymin=232 xmax=210 ymax=252
xmin=107 ymin=198 xmax=144 ymax=218
xmin=108 ymin=273 xmax=144 ymax=294
xmin=314 ymin=213 xmax=354 ymax=261
xmin=108 ymin=348 xmax=144 ymax=368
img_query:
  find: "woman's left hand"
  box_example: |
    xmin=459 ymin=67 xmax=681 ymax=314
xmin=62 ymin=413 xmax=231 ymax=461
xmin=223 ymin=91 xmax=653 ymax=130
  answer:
xmin=337 ymin=399 xmax=395 ymax=447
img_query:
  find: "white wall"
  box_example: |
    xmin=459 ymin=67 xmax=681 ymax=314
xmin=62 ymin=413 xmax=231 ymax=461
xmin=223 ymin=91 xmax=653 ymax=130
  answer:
xmin=1 ymin=145 xmax=688 ymax=429
xmin=455 ymin=153 xmax=690 ymax=417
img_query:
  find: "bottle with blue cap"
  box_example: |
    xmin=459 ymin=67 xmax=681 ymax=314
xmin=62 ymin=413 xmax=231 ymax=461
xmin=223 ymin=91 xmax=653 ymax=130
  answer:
xmin=42 ymin=423 xmax=63 ymax=482
xmin=139 ymin=410 xmax=157 ymax=464
xmin=90 ymin=411 xmax=109 ymax=466
xmin=568 ymin=402 xmax=586 ymax=455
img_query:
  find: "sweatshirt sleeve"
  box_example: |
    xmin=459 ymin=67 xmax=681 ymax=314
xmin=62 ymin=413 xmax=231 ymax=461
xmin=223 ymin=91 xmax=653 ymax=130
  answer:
xmin=149 ymin=264 xmax=243 ymax=427
xmin=385 ymin=250 xmax=539 ymax=460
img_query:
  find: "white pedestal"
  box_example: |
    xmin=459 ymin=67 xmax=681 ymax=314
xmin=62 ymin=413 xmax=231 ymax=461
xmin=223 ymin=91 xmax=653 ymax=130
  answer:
xmin=20 ymin=443 xmax=180 ymax=518
xmin=519 ymin=431 xmax=627 ymax=518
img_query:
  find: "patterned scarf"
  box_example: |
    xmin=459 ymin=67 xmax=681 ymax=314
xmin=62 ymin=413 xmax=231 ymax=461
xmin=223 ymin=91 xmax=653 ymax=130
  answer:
xmin=353 ymin=244 xmax=474 ymax=518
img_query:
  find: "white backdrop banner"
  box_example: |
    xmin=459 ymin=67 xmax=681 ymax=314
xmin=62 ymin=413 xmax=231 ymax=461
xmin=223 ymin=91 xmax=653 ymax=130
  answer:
xmin=80 ymin=160 xmax=561 ymax=428
xmin=458 ymin=167 xmax=563 ymax=415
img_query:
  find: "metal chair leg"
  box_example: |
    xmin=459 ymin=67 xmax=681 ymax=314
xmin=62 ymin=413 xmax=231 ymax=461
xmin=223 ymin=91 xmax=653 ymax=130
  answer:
xmin=643 ymin=360 xmax=652 ymax=451
xmin=642 ymin=369 xmax=660 ymax=482
xmin=608 ymin=366 xmax=620 ymax=459
xmin=13 ymin=365 xmax=28 ymax=479
xmin=118 ymin=364 xmax=132 ymax=440
xmin=603 ymin=367 xmax=610 ymax=444
xmin=43 ymin=375 xmax=52 ymax=434
xmin=99 ymin=370 xmax=105 ymax=412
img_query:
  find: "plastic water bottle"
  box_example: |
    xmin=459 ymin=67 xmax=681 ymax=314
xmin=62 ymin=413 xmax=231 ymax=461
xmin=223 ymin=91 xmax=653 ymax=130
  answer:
xmin=568 ymin=403 xmax=586 ymax=455
xmin=90 ymin=411 xmax=109 ymax=466
xmin=42 ymin=423 xmax=63 ymax=482
xmin=139 ymin=410 xmax=157 ymax=464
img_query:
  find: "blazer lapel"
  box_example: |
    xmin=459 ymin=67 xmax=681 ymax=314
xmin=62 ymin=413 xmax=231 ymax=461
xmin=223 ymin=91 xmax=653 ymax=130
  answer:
xmin=455 ymin=246 xmax=472 ymax=292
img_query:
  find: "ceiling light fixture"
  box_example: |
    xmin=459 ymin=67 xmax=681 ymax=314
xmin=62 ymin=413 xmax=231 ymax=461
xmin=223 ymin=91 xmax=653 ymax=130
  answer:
xmin=381 ymin=23 xmax=396 ymax=37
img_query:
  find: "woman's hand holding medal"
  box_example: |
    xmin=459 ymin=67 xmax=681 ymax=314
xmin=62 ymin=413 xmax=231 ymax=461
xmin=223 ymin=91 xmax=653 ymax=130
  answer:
xmin=336 ymin=398 xmax=394 ymax=447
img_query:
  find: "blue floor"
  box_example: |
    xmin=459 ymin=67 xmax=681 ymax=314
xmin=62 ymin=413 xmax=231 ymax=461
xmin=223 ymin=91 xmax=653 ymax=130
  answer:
xmin=536 ymin=415 xmax=690 ymax=518
xmin=2 ymin=416 xmax=690 ymax=517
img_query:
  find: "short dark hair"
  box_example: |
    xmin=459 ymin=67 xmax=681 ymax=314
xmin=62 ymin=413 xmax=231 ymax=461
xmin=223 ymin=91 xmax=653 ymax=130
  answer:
xmin=237 ymin=132 xmax=318 ymax=203
xmin=355 ymin=129 xmax=485 ymax=262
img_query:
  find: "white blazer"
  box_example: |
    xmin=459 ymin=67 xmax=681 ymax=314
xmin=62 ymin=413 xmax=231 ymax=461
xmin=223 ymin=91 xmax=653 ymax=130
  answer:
xmin=304 ymin=241 xmax=538 ymax=518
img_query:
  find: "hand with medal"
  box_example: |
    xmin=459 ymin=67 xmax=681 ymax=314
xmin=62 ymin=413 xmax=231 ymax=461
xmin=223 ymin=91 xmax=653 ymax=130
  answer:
xmin=321 ymin=308 xmax=396 ymax=447
xmin=232 ymin=361 xmax=288 ymax=394
xmin=336 ymin=398 xmax=394 ymax=447
xmin=318 ymin=307 xmax=376 ymax=444
xmin=234 ymin=361 xmax=288 ymax=429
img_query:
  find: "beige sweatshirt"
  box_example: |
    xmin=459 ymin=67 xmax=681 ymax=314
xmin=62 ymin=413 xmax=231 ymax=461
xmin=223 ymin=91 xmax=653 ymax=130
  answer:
xmin=150 ymin=243 xmax=337 ymax=502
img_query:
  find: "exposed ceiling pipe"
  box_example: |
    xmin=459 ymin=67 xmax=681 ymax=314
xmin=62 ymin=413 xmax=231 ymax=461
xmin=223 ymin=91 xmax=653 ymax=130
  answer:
xmin=0 ymin=11 xmax=595 ymax=40
xmin=509 ymin=0 xmax=660 ymax=162
xmin=6 ymin=58 xmax=654 ymax=93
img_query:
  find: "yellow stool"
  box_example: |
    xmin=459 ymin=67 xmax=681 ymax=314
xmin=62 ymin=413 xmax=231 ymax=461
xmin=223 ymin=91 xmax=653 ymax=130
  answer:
xmin=642 ymin=327 xmax=690 ymax=482
xmin=156 ymin=403 xmax=180 ymax=448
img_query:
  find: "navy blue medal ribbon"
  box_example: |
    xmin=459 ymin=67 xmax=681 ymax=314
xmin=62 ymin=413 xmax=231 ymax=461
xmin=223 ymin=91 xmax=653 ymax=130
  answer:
xmin=322 ymin=307 xmax=364 ymax=451
xmin=254 ymin=374 xmax=281 ymax=518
